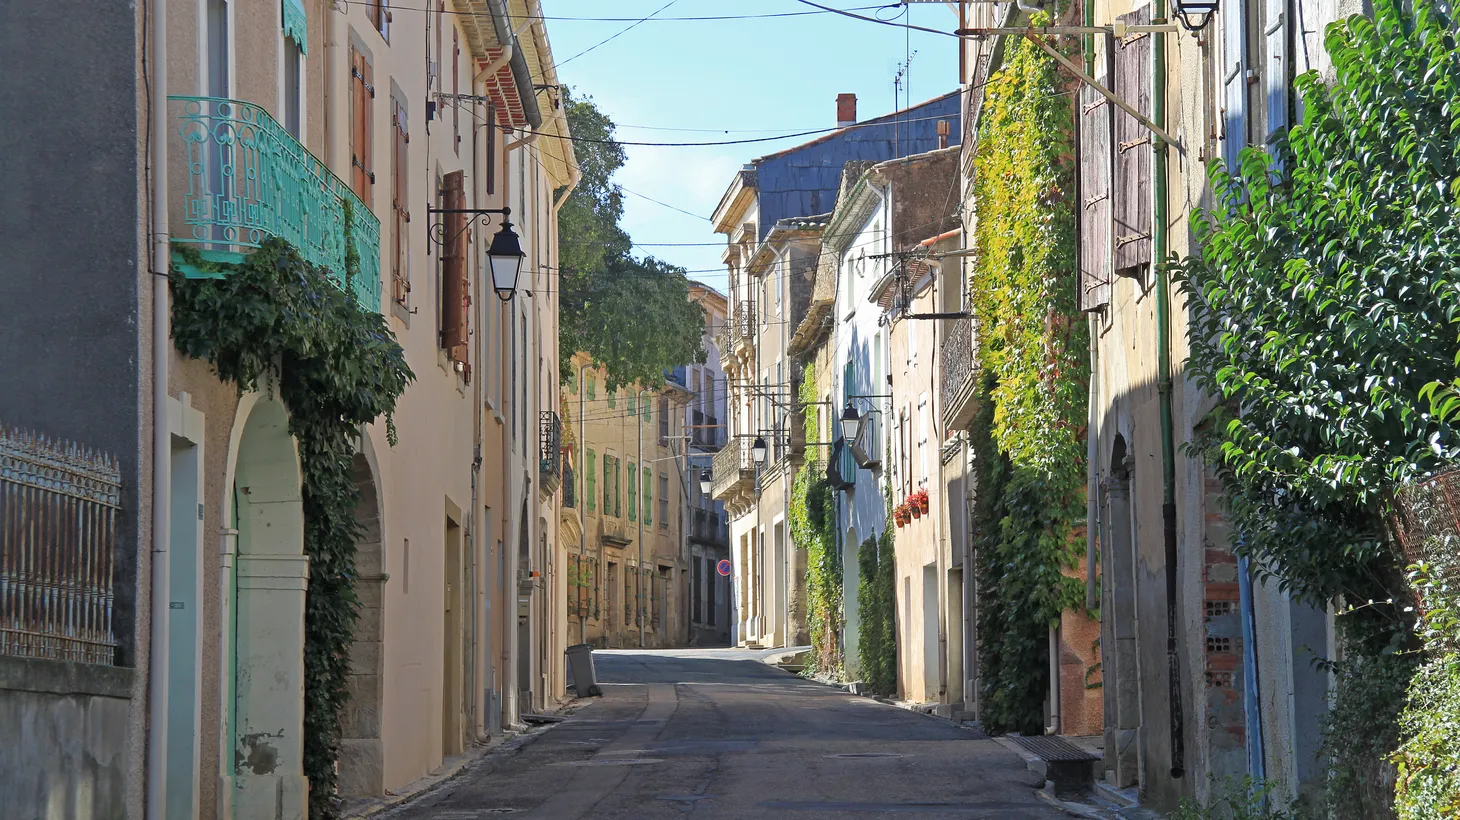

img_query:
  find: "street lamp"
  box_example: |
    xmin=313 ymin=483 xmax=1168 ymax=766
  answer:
xmin=1171 ymin=0 xmax=1218 ymax=30
xmin=487 ymin=220 xmax=526 ymax=301
xmin=840 ymin=402 xmax=862 ymax=445
xmin=699 ymin=469 xmax=713 ymax=495
xmin=751 ymin=436 xmax=768 ymax=466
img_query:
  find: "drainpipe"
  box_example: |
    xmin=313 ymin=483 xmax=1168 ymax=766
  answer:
xmin=578 ymin=363 xmax=589 ymax=646
xmin=145 ymin=0 xmax=172 ymax=813
xmin=639 ymin=388 xmax=651 ymax=647
xmin=1238 ymin=553 xmax=1265 ymax=783
xmin=1152 ymin=0 xmax=1186 ymax=779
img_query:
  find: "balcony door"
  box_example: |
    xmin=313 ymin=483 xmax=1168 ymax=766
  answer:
xmin=203 ymin=0 xmax=232 ymax=249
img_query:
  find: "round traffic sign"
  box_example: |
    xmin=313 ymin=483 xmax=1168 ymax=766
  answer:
xmin=716 ymin=559 xmax=732 ymax=577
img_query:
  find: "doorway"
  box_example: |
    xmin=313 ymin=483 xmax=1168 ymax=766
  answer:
xmin=443 ymin=512 xmax=464 ymax=756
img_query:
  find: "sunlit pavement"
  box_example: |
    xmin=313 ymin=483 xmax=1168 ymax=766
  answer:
xmin=380 ymin=648 xmax=1064 ymax=819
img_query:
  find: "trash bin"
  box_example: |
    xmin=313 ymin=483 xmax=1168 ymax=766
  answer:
xmin=566 ymin=643 xmax=602 ymax=697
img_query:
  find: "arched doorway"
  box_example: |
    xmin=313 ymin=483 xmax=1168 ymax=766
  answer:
xmin=228 ymin=393 xmax=308 ymax=820
xmin=338 ymin=450 xmax=385 ymax=796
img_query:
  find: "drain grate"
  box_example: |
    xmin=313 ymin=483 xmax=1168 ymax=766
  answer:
xmin=823 ymin=752 xmax=907 ymax=759
xmin=1010 ymin=735 xmax=1099 ymax=762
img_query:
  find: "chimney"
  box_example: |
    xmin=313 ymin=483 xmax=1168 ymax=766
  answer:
xmin=836 ymin=93 xmax=857 ymax=128
xmin=936 ymin=119 xmax=950 ymax=149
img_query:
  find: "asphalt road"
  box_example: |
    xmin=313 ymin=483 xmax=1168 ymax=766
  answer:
xmin=381 ymin=648 xmax=1064 ymax=820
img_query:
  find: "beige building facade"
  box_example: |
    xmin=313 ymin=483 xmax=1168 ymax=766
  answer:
xmin=100 ymin=1 xmax=578 ymax=817
xmin=563 ymin=354 xmax=691 ymax=649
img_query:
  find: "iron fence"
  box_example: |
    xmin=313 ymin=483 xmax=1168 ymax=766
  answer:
xmin=539 ymin=411 xmax=562 ymax=481
xmin=0 ymin=425 xmax=120 ymax=665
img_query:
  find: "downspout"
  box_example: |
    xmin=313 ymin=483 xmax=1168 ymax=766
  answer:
xmin=1085 ymin=0 xmax=1099 ymax=616
xmin=578 ymin=362 xmax=589 ymax=646
xmin=1238 ymin=552 xmax=1265 ymax=783
xmin=146 ymin=0 xmax=171 ymax=814
xmin=1152 ymin=0 xmax=1186 ymax=779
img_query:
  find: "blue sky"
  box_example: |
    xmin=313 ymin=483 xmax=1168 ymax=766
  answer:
xmin=540 ymin=1 xmax=960 ymax=294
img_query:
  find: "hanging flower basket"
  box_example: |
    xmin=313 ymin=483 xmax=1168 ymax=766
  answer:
xmin=916 ymin=490 xmax=930 ymax=515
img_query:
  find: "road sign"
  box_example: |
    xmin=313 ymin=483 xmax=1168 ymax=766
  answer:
xmin=716 ymin=559 xmax=732 ymax=577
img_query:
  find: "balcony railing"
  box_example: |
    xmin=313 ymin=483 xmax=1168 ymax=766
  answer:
xmin=940 ymin=315 xmax=975 ymax=423
xmin=563 ymin=463 xmax=576 ymax=509
xmin=168 ymin=96 xmax=382 ymax=312
xmin=540 ymin=411 xmax=562 ymax=493
xmin=710 ymin=437 xmax=755 ymax=501
xmin=1 ymin=424 xmax=120 ymax=665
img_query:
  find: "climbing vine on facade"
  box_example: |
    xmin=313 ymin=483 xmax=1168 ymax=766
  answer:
xmin=968 ymin=24 xmax=1087 ymax=734
xmin=170 ymin=236 xmax=413 ymax=819
xmin=790 ymin=364 xmax=843 ymax=679
xmin=857 ymin=483 xmax=899 ymax=697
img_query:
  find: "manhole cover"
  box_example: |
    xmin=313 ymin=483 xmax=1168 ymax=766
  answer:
xmin=823 ymin=752 xmax=907 ymax=759
xmin=552 ymin=757 xmax=664 ymax=767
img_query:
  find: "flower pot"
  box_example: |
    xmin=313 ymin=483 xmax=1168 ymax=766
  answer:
xmin=918 ymin=497 xmax=930 ymax=515
xmin=911 ymin=506 xmax=921 ymax=520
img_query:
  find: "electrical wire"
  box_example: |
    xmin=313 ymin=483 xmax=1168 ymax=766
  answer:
xmin=553 ymin=0 xmax=680 ymax=70
xmin=620 ymin=186 xmax=711 ymax=221
xmin=337 ymin=0 xmax=894 ymax=23
xmin=790 ymin=0 xmax=958 ymax=37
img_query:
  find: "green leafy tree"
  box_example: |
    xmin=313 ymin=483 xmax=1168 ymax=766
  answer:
xmin=557 ymin=90 xmax=705 ymax=389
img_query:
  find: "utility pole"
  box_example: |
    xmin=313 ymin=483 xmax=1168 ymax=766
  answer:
xmin=578 ymin=362 xmax=589 ymax=647
xmin=638 ymin=387 xmax=651 ymax=648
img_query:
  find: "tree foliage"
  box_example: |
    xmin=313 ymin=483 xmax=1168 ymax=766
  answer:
xmin=969 ymin=27 xmax=1087 ymax=734
xmin=557 ymin=90 xmax=705 ymax=390
xmin=170 ymin=235 xmax=413 ymax=819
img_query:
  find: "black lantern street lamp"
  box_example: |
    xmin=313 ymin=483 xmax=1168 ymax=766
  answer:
xmin=840 ymin=402 xmax=863 ymax=445
xmin=488 ymin=220 xmax=526 ymax=301
xmin=699 ymin=469 xmax=713 ymax=496
xmin=751 ymin=436 xmax=768 ymax=466
xmin=1171 ymin=0 xmax=1217 ymax=30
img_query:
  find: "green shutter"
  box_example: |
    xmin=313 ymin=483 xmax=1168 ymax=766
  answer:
xmin=644 ymin=470 xmax=652 ymax=524
xmin=604 ymin=456 xmax=613 ymax=514
xmin=628 ymin=394 xmax=637 ymax=414
xmin=609 ymin=389 xmax=616 ymax=408
xmin=586 ymin=449 xmax=596 ymax=511
xmin=615 ymin=458 xmax=623 ymax=517
xmin=642 ymin=397 xmax=651 ymax=422
xmin=567 ymin=370 xmax=577 ymax=394
xmin=587 ymin=377 xmax=596 ymax=401
xmin=628 ymin=463 xmax=638 ymax=522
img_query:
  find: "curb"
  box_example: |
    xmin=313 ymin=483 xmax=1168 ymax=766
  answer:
xmin=340 ymin=698 xmax=589 ymax=818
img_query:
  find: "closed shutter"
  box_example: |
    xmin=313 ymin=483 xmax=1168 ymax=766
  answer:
xmin=1265 ymin=0 xmax=1288 ymax=162
xmin=1112 ymin=6 xmax=1153 ymax=273
xmin=351 ymin=50 xmax=375 ymax=206
xmin=604 ymin=456 xmax=612 ymax=514
xmin=1222 ymin=0 xmax=1249 ymax=178
xmin=644 ymin=471 xmax=653 ymax=525
xmin=1078 ymin=77 xmax=1112 ymax=312
xmin=391 ymin=99 xmax=410 ymax=305
xmin=440 ymin=171 xmax=469 ymax=360
xmin=452 ymin=27 xmax=461 ymax=154
xmin=587 ymin=449 xmax=596 ymax=511
xmin=629 ymin=463 xmax=638 ymax=522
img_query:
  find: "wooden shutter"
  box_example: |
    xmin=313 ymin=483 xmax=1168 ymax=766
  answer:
xmin=1112 ymin=6 xmax=1153 ymax=272
xmin=453 ymin=28 xmax=461 ymax=154
xmin=629 ymin=463 xmax=638 ymax=522
xmin=1078 ymin=77 xmax=1112 ymax=312
xmin=391 ymin=99 xmax=410 ymax=305
xmin=1265 ymin=0 xmax=1287 ymax=160
xmin=587 ymin=450 xmax=596 ymax=511
xmin=1222 ymin=0 xmax=1249 ymax=176
xmin=486 ymin=102 xmax=497 ymax=194
xmin=440 ymin=171 xmax=469 ymax=358
xmin=351 ymin=50 xmax=375 ymax=207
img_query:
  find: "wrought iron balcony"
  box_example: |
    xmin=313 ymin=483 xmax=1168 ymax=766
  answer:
xmin=168 ymin=96 xmax=382 ymax=312
xmin=710 ymin=437 xmax=755 ymax=506
xmin=940 ymin=315 xmax=976 ymax=429
xmin=562 ymin=463 xmax=576 ymax=509
xmin=540 ymin=411 xmax=562 ymax=494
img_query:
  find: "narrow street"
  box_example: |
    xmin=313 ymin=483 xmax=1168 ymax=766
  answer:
xmin=381 ymin=649 xmax=1063 ymax=820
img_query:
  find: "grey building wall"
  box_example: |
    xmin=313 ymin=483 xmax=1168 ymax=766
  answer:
xmin=0 ymin=0 xmax=144 ymax=666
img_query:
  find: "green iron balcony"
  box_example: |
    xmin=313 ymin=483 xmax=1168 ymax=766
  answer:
xmin=168 ymin=96 xmax=381 ymax=312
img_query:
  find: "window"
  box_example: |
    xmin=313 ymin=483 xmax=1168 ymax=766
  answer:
xmin=586 ymin=449 xmax=596 ymax=512
xmin=609 ymin=389 xmax=617 ymax=409
xmin=642 ymin=395 xmax=651 ymax=423
xmin=390 ymin=95 xmax=410 ymax=306
xmin=282 ymin=36 xmax=302 ymax=139
xmin=207 ymin=0 xmax=230 ymax=98
xmin=918 ymin=392 xmax=929 ymax=485
xmin=628 ymin=462 xmax=638 ymax=522
xmin=508 ymin=305 xmax=517 ymax=437
xmin=586 ymin=375 xmax=596 ymax=402
xmin=350 ymin=47 xmax=375 ymax=207
xmin=614 ymin=458 xmax=622 ymax=517
xmin=566 ymin=369 xmax=577 ymax=393
xmin=659 ymin=397 xmax=670 ymax=443
xmin=628 ymin=393 xmax=637 ymax=415
xmin=659 ymin=473 xmax=669 ymax=529
xmin=367 ymin=0 xmax=389 ymax=41
xmin=440 ymin=171 xmax=468 ymax=362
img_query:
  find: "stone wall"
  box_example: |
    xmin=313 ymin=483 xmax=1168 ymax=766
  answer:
xmin=0 ymin=657 xmax=134 ymax=820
